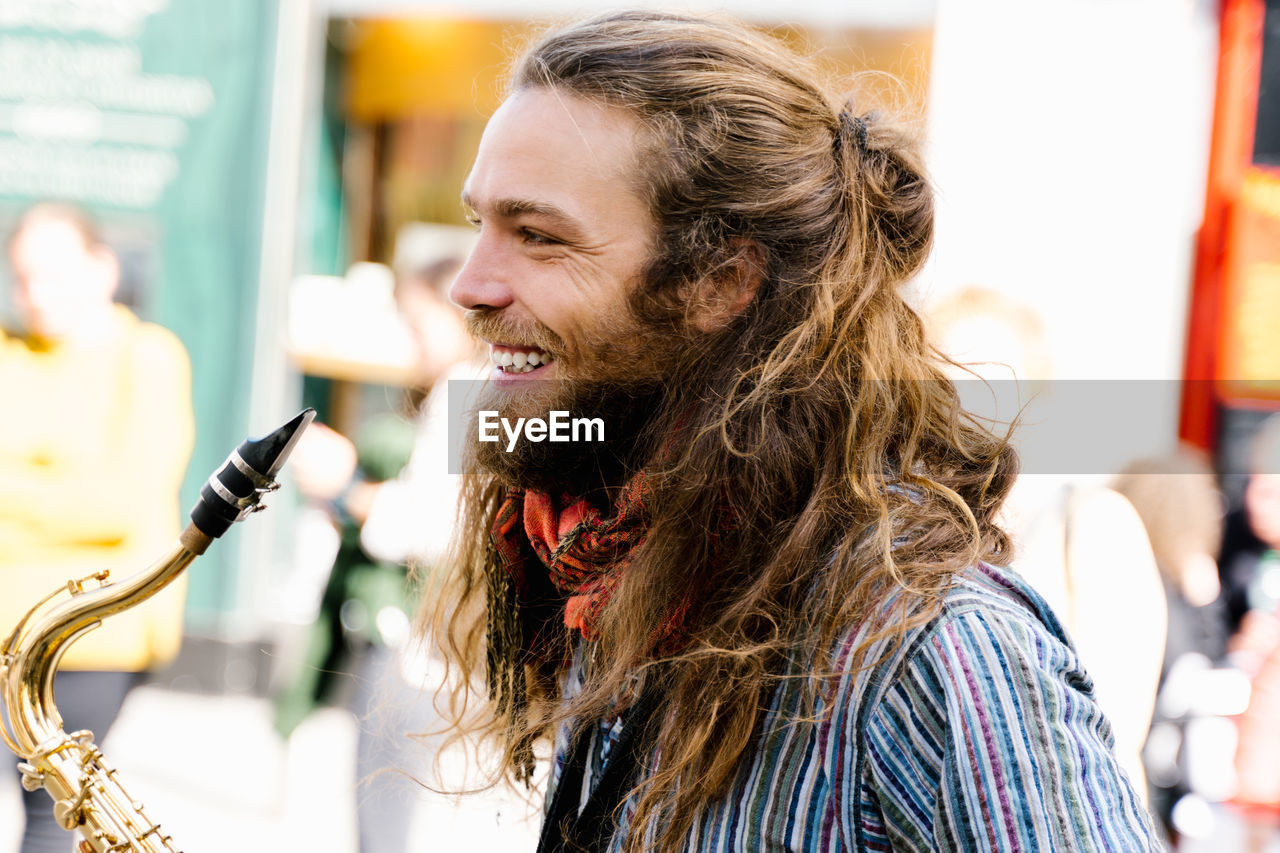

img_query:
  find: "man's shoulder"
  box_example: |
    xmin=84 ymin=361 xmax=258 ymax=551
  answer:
xmin=907 ymin=562 xmax=1077 ymax=680
xmin=833 ymin=562 xmax=1080 ymax=716
xmin=836 ymin=562 xmax=1096 ymax=774
xmin=938 ymin=561 xmax=1069 ymax=640
xmin=117 ymin=308 xmax=183 ymax=348
xmin=862 ymin=562 xmax=1068 ymax=657
xmin=843 ymin=564 xmax=1161 ymax=852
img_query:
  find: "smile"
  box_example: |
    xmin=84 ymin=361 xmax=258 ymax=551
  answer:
xmin=490 ymin=344 xmax=556 ymax=375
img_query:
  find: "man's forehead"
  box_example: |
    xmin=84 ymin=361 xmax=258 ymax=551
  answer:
xmin=461 ymin=88 xmax=647 ymax=220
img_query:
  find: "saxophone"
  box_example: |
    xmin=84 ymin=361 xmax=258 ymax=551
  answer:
xmin=0 ymin=409 xmax=315 ymax=852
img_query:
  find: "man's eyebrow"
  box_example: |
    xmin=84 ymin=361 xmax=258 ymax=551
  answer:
xmin=460 ymin=192 xmax=585 ymax=235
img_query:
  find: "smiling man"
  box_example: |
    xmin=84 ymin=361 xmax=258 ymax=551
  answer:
xmin=430 ymin=11 xmax=1162 ymax=853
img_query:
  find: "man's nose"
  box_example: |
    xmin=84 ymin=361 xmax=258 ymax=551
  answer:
xmin=449 ymin=239 xmax=513 ymax=311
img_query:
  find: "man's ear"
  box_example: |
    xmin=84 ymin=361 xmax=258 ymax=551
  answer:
xmin=690 ymin=238 xmax=764 ymax=333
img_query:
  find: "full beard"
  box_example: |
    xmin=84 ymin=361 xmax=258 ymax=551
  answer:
xmin=463 ymin=303 xmax=684 ymax=495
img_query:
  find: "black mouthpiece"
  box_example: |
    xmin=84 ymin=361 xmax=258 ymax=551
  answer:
xmin=189 ymin=408 xmax=316 ymax=539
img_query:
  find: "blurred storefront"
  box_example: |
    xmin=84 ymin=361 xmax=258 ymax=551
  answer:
xmin=1182 ymin=0 xmax=1280 ymax=498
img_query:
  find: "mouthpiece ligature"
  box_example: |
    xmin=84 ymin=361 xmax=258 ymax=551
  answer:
xmin=186 ymin=408 xmax=315 ymax=546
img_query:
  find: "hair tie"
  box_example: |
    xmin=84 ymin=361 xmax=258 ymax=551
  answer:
xmin=834 ymin=108 xmax=875 ymax=156
xmin=839 ymin=110 xmax=869 ymax=153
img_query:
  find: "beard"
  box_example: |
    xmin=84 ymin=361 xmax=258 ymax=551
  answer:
xmin=463 ymin=304 xmax=686 ymax=496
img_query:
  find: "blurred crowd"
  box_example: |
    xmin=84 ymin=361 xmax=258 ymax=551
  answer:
xmin=930 ymin=285 xmax=1280 ymax=853
xmin=0 ymin=202 xmax=494 ymax=853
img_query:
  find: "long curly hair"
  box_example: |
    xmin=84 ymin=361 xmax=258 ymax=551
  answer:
xmin=427 ymin=11 xmax=1018 ymax=852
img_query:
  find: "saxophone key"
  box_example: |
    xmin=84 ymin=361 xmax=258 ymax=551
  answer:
xmin=17 ymin=760 xmax=44 ymax=791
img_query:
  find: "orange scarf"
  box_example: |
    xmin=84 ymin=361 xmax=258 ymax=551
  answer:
xmin=491 ymin=474 xmax=650 ymax=641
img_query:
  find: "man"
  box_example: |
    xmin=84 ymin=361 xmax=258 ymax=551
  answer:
xmin=1 ymin=203 xmax=194 ymax=853
xmin=430 ymin=11 xmax=1161 ymax=852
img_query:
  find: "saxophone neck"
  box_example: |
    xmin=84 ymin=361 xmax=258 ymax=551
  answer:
xmin=2 ymin=543 xmax=198 ymax=755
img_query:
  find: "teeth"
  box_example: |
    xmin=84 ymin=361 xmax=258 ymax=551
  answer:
xmin=491 ymin=348 xmax=553 ymax=373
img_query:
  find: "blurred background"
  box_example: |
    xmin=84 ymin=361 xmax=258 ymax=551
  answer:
xmin=1 ymin=0 xmax=1279 ymax=850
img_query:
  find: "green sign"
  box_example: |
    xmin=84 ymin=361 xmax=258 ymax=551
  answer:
xmin=0 ymin=0 xmax=280 ymax=626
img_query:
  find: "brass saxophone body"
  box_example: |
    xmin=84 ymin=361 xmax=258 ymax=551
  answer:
xmin=1 ymin=409 xmax=314 ymax=852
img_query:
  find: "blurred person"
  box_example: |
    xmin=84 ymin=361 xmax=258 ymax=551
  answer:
xmin=928 ymin=284 xmax=1168 ymax=802
xmin=1016 ymin=485 xmax=1168 ymax=804
xmin=290 ymin=255 xmax=476 ymax=565
xmin=1111 ymin=449 xmax=1227 ymax=844
xmin=1220 ymin=414 xmax=1280 ymax=851
xmin=279 ymin=255 xmax=477 ymax=853
xmin=926 ymin=285 xmax=1052 ymax=387
xmin=1235 ymin=622 xmax=1280 ymax=853
xmin=1219 ymin=413 xmax=1280 ymax=663
xmin=427 ymin=12 xmax=1161 ymax=852
xmin=0 ymin=202 xmax=194 ymax=853
xmin=348 ymin=255 xmax=479 ymax=566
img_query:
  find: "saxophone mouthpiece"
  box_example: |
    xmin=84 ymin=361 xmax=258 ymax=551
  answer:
xmin=240 ymin=407 xmax=316 ymax=479
xmin=188 ymin=408 xmax=317 ymax=540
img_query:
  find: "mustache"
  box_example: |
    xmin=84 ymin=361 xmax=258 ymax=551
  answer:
xmin=465 ymin=309 xmax=565 ymax=356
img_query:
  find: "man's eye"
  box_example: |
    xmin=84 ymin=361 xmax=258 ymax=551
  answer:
xmin=521 ymin=228 xmax=559 ymax=246
xmin=463 ymin=213 xmax=481 ymax=229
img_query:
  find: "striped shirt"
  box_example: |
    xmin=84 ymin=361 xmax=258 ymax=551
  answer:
xmin=548 ymin=562 xmax=1164 ymax=851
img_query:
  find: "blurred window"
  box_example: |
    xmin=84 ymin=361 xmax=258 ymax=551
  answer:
xmin=1253 ymin=0 xmax=1280 ymax=165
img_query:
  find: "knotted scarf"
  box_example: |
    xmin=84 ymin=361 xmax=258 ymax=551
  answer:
xmin=491 ymin=473 xmax=651 ymax=642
